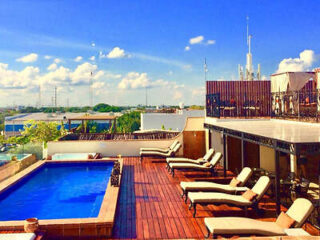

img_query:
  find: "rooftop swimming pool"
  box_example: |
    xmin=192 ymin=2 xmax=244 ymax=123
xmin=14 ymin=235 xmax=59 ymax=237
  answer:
xmin=51 ymin=153 xmax=96 ymax=160
xmin=0 ymin=162 xmax=113 ymax=220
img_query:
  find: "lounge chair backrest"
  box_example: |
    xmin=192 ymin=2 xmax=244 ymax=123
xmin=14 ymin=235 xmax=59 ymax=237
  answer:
xmin=251 ymin=176 xmax=271 ymax=202
xmin=203 ymin=148 xmax=215 ymax=162
xmin=236 ymin=167 xmax=253 ymax=187
xmin=209 ymin=152 xmax=222 ymax=167
xmin=171 ymin=142 xmax=181 ymax=154
xmin=286 ymin=198 xmax=314 ymax=228
xmin=169 ymin=140 xmax=179 ymax=150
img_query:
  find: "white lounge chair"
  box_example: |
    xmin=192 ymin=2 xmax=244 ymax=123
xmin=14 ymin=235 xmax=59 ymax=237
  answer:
xmin=168 ymin=152 xmax=223 ymax=177
xmin=204 ymin=198 xmax=314 ymax=238
xmin=180 ymin=167 xmax=253 ymax=202
xmin=140 ymin=142 xmax=181 ymax=161
xmin=166 ymin=148 xmax=215 ymax=167
xmin=140 ymin=140 xmax=179 ymax=153
xmin=188 ymin=176 xmax=270 ymax=217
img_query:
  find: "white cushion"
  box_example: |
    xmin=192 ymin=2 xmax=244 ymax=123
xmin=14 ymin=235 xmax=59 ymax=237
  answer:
xmin=205 ymin=217 xmax=285 ymax=236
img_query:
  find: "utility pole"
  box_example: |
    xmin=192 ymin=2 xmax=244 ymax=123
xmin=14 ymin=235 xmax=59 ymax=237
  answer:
xmin=38 ymin=84 xmax=41 ymax=108
xmin=54 ymin=86 xmax=57 ymax=108
xmin=89 ymin=72 xmax=93 ymax=107
xmin=204 ymin=58 xmax=208 ymax=81
xmin=145 ymin=87 xmax=148 ymax=107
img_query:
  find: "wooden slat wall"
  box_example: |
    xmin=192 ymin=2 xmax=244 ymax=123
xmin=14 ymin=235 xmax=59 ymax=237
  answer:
xmin=206 ymin=80 xmax=271 ymax=117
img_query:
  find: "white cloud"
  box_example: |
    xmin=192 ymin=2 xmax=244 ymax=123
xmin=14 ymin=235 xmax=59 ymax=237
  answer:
xmin=183 ymin=64 xmax=192 ymax=70
xmin=189 ymin=36 xmax=204 ymax=45
xmin=185 ymin=46 xmax=190 ymax=51
xmin=277 ymin=50 xmax=316 ymax=73
xmin=47 ymin=63 xmax=57 ymax=71
xmin=44 ymin=55 xmax=52 ymax=60
xmin=118 ymin=72 xmax=184 ymax=90
xmin=74 ymin=56 xmax=83 ymax=62
xmin=89 ymin=56 xmax=95 ymax=61
xmin=101 ymin=47 xmax=126 ymax=59
xmin=173 ymin=91 xmax=183 ymax=100
xmin=207 ymin=40 xmax=215 ymax=45
xmin=105 ymin=72 xmax=122 ymax=79
xmin=16 ymin=53 xmax=38 ymax=63
xmin=70 ymin=62 xmax=99 ymax=84
xmin=41 ymin=66 xmax=70 ymax=86
xmin=54 ymin=58 xmax=61 ymax=64
xmin=261 ymin=75 xmax=267 ymax=80
xmin=91 ymin=42 xmax=96 ymax=47
xmin=118 ymin=72 xmax=149 ymax=89
xmin=0 ymin=63 xmax=39 ymax=89
xmin=92 ymin=81 xmax=105 ymax=89
xmin=192 ymin=87 xmax=205 ymax=98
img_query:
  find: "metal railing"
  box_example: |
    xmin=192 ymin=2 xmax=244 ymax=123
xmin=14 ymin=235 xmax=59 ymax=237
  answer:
xmin=271 ymin=90 xmax=320 ymax=121
xmin=59 ymin=132 xmax=180 ymax=141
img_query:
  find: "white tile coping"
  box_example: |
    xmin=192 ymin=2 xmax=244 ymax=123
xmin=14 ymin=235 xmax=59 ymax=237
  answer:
xmin=0 ymin=233 xmax=36 ymax=240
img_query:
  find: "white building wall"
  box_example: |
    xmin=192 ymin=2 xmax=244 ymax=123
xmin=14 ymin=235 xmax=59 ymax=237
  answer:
xmin=141 ymin=110 xmax=204 ymax=131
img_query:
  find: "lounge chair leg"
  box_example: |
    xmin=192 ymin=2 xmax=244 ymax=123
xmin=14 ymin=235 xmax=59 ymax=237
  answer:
xmin=181 ymin=190 xmax=185 ymax=198
xmin=193 ymin=203 xmax=197 ymax=218
xmin=205 ymin=226 xmax=211 ymax=238
xmin=172 ymin=169 xmax=175 ymax=177
xmin=189 ymin=202 xmax=193 ymax=210
xmin=184 ymin=192 xmax=188 ymax=204
xmin=245 ymin=207 xmax=248 ymax=217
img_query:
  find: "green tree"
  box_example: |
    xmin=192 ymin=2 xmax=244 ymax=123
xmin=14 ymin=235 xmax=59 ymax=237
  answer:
xmin=117 ymin=112 xmax=141 ymax=133
xmin=19 ymin=120 xmax=67 ymax=147
xmin=93 ymin=103 xmax=124 ymax=112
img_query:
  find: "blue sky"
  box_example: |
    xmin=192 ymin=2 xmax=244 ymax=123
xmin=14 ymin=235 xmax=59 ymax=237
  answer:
xmin=0 ymin=0 xmax=319 ymax=107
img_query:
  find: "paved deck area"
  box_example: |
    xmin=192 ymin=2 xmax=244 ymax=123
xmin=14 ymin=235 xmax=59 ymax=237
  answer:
xmin=111 ymin=157 xmax=319 ymax=239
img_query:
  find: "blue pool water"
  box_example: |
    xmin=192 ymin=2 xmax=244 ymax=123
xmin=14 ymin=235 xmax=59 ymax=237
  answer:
xmin=52 ymin=153 xmax=96 ymax=160
xmin=0 ymin=162 xmax=113 ymax=220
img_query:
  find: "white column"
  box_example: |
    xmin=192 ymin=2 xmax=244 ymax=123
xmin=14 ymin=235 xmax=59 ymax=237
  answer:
xmin=290 ymin=154 xmax=297 ymax=174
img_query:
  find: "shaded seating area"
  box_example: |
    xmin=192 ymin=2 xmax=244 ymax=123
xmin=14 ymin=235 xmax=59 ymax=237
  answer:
xmin=140 ymin=141 xmax=181 ymax=161
xmin=141 ymin=140 xmax=179 ymax=153
xmin=168 ymin=152 xmax=223 ymax=177
xmin=188 ymin=176 xmax=271 ymax=217
xmin=180 ymin=167 xmax=253 ymax=202
xmin=204 ymin=198 xmax=314 ymax=238
xmin=110 ymin=157 xmax=319 ymax=239
xmin=166 ymin=148 xmax=215 ymax=165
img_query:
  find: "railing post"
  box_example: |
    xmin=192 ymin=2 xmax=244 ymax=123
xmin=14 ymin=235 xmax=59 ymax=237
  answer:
xmin=274 ymin=140 xmax=281 ymax=216
xmin=223 ymin=132 xmax=227 ymax=177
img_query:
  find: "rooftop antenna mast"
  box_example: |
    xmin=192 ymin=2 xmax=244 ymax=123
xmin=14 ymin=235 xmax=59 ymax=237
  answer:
xmin=246 ymin=16 xmax=253 ymax=80
xmin=204 ymin=58 xmax=208 ymax=81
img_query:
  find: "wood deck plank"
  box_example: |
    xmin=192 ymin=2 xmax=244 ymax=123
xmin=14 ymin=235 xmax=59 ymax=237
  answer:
xmin=110 ymin=156 xmax=319 ymax=239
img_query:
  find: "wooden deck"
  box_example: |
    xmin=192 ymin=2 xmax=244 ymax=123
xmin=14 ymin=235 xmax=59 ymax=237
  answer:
xmin=111 ymin=157 xmax=320 ymax=239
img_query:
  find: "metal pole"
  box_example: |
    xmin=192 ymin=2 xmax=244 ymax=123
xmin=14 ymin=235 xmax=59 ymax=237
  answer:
xmin=241 ymin=133 xmax=245 ymax=168
xmin=223 ymin=133 xmax=227 ymax=177
xmin=274 ymin=141 xmax=281 ymax=215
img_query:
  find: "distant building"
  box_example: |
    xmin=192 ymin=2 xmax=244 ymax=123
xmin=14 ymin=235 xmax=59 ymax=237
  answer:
xmin=4 ymin=112 xmax=121 ymax=137
xmin=140 ymin=109 xmax=205 ymax=132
